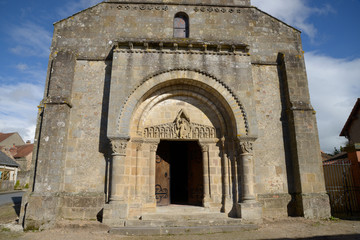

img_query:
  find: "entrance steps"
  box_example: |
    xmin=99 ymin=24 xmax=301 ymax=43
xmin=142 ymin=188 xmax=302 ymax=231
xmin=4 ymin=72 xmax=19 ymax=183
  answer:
xmin=109 ymin=205 xmax=258 ymax=236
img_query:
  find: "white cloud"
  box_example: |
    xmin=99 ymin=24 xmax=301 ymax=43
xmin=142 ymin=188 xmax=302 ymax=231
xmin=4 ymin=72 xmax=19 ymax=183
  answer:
xmin=252 ymin=0 xmax=333 ymax=39
xmin=9 ymin=22 xmax=52 ymax=57
xmin=0 ymin=83 xmax=43 ymax=142
xmin=16 ymin=64 xmax=29 ymax=71
xmin=252 ymin=0 xmax=357 ymax=153
xmin=57 ymin=0 xmax=102 ymax=19
xmin=306 ymin=53 xmax=360 ymax=153
xmin=13 ymin=63 xmax=47 ymax=84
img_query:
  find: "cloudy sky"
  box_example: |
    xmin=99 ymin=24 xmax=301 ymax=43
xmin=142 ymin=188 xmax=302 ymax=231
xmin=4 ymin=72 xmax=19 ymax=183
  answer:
xmin=0 ymin=0 xmax=359 ymax=153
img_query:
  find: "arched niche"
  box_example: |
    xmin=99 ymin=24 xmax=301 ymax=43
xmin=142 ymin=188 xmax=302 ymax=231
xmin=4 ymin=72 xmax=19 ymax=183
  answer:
xmin=117 ymin=70 xmax=249 ymax=139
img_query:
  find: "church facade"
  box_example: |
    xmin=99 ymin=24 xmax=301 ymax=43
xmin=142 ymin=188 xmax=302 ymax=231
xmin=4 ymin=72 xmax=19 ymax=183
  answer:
xmin=21 ymin=0 xmax=331 ymax=229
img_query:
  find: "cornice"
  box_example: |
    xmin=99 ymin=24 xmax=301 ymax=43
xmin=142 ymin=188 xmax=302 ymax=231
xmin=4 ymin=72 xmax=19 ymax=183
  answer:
xmin=114 ymin=39 xmax=250 ymax=56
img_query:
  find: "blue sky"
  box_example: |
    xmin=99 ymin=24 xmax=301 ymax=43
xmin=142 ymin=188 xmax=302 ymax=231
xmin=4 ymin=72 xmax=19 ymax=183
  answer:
xmin=0 ymin=0 xmax=359 ymax=153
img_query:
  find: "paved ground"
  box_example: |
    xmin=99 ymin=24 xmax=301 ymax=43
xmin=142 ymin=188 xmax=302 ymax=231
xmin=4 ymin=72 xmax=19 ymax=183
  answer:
xmin=1 ymin=201 xmax=360 ymax=240
xmin=1 ymin=217 xmax=359 ymax=240
xmin=0 ymin=191 xmax=24 ymax=206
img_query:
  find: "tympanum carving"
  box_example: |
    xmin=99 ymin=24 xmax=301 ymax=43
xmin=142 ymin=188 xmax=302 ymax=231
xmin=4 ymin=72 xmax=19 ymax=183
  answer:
xmin=143 ymin=109 xmax=216 ymax=139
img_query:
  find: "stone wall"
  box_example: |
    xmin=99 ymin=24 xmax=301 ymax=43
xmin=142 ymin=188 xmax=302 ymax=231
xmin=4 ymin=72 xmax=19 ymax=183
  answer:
xmin=22 ymin=1 xmax=331 ymax=228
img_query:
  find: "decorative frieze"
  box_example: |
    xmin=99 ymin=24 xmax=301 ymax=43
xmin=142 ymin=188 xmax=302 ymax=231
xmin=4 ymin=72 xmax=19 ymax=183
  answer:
xmin=114 ymin=40 xmax=250 ymax=56
xmin=143 ymin=109 xmax=216 ymax=139
xmin=117 ymin=5 xmax=168 ymax=11
xmin=115 ymin=4 xmax=243 ymax=14
xmin=194 ymin=6 xmax=241 ymax=14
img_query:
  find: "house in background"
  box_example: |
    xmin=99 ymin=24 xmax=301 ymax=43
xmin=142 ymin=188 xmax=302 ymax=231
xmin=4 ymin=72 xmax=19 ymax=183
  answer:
xmin=9 ymin=142 xmax=34 ymax=186
xmin=0 ymin=151 xmax=19 ymax=191
xmin=341 ymin=98 xmax=360 ymax=145
xmin=340 ymin=98 xmax=360 ymax=168
xmin=0 ymin=132 xmax=25 ymax=148
xmin=323 ymin=98 xmax=360 ymax=215
xmin=0 ymin=132 xmax=33 ymax=188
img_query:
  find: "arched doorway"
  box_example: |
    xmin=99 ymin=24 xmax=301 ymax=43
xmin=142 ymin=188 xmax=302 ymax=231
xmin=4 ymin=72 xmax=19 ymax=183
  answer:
xmin=156 ymin=140 xmax=203 ymax=206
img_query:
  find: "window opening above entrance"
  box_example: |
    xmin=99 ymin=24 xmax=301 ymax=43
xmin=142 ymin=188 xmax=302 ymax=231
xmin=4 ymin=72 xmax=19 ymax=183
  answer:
xmin=174 ymin=12 xmax=189 ymax=38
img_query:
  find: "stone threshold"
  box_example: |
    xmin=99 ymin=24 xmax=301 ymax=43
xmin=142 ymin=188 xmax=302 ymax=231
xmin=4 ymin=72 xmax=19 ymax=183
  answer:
xmin=109 ymin=224 xmax=258 ymax=236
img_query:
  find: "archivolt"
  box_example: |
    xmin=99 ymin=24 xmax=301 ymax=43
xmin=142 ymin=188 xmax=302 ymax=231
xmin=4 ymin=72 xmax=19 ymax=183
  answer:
xmin=117 ymin=69 xmax=249 ymax=137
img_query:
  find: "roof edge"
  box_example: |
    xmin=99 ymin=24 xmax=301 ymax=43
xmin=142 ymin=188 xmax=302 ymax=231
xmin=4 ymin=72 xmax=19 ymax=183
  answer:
xmin=53 ymin=1 xmax=300 ymax=34
xmin=340 ymin=98 xmax=360 ymax=137
xmin=251 ymin=7 xmax=301 ymax=33
xmin=54 ymin=2 xmax=104 ymax=25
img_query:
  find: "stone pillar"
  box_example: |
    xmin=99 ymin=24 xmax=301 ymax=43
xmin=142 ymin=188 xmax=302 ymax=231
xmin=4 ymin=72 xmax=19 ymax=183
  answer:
xmin=134 ymin=141 xmax=142 ymax=198
xmin=103 ymin=137 xmax=129 ymax=226
xmin=200 ymin=142 xmax=211 ymax=207
xmin=109 ymin=138 xmax=129 ymax=202
xmin=148 ymin=141 xmax=159 ymax=202
xmin=21 ymin=51 xmax=76 ymax=230
xmin=278 ymin=53 xmax=331 ymax=218
xmin=237 ymin=137 xmax=262 ymax=222
xmin=221 ymin=137 xmax=231 ymax=212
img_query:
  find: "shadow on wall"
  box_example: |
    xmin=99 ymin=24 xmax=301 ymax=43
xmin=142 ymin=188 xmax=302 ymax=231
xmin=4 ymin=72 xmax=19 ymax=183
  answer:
xmin=11 ymin=196 xmax=22 ymax=217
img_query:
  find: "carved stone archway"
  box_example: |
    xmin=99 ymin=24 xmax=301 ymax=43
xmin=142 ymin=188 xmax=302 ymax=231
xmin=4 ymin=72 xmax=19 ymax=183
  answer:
xmin=106 ymin=70 xmax=260 ymax=223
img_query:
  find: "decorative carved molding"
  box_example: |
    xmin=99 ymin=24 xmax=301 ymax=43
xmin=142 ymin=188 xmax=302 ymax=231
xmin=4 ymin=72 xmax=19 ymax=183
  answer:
xmin=115 ymin=40 xmax=249 ymax=56
xmin=115 ymin=4 xmax=243 ymax=14
xmin=117 ymin=4 xmax=168 ymax=11
xmin=110 ymin=138 xmax=129 ymax=156
xmin=194 ymin=6 xmax=241 ymax=13
xmin=143 ymin=109 xmax=216 ymax=139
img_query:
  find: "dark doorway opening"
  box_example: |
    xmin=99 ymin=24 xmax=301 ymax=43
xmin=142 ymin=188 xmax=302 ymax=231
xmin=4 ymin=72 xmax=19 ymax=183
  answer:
xmin=156 ymin=140 xmax=203 ymax=206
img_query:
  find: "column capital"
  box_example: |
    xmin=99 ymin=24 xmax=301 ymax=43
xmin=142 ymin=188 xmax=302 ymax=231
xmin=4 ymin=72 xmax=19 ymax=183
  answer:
xmin=144 ymin=139 xmax=160 ymax=152
xmin=236 ymin=136 xmax=257 ymax=155
xmin=199 ymin=143 xmax=209 ymax=152
xmin=110 ymin=137 xmax=130 ymax=156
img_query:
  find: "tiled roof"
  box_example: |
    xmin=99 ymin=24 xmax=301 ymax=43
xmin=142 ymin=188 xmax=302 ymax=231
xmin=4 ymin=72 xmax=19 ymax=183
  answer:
xmin=340 ymin=98 xmax=360 ymax=137
xmin=0 ymin=151 xmax=19 ymax=167
xmin=12 ymin=144 xmax=33 ymax=158
xmin=0 ymin=132 xmax=16 ymax=143
xmin=323 ymin=152 xmax=349 ymax=165
xmin=321 ymin=151 xmax=332 ymax=161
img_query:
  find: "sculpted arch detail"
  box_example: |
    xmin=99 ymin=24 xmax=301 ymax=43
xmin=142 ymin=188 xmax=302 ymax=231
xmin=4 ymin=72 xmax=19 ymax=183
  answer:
xmin=143 ymin=109 xmax=216 ymax=139
xmin=117 ymin=69 xmax=249 ymax=138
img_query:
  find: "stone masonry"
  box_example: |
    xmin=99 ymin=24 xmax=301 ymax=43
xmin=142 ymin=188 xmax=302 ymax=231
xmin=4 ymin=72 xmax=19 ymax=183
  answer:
xmin=20 ymin=0 xmax=331 ymax=229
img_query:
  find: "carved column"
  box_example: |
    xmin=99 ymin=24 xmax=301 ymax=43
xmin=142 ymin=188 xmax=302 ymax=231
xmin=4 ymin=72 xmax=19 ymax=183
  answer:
xmin=237 ymin=136 xmax=262 ymax=222
xmin=200 ymin=142 xmax=211 ymax=207
xmin=221 ymin=137 xmax=230 ymax=200
xmin=238 ymin=138 xmax=256 ymax=202
xmin=148 ymin=141 xmax=159 ymax=202
xmin=110 ymin=137 xmax=129 ymax=203
xmin=134 ymin=141 xmax=143 ymax=198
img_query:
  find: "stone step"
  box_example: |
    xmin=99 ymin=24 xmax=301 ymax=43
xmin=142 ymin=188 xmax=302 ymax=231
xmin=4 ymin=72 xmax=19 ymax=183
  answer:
xmin=125 ymin=217 xmax=244 ymax=227
xmin=110 ymin=224 xmax=258 ymax=236
xmin=155 ymin=205 xmax=208 ymax=213
xmin=141 ymin=212 xmax=228 ymax=221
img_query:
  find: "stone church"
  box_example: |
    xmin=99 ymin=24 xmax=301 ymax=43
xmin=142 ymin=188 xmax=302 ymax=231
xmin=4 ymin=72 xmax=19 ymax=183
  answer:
xmin=21 ymin=0 xmax=331 ymax=229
